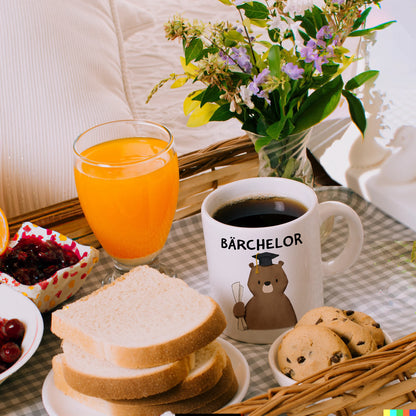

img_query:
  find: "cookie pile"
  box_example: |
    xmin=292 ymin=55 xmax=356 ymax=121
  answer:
xmin=277 ymin=306 xmax=385 ymax=381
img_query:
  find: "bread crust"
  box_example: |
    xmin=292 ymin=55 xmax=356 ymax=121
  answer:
xmin=136 ymin=340 xmax=227 ymax=404
xmin=53 ymin=355 xmax=237 ymax=416
xmin=60 ymin=352 xmax=193 ymax=400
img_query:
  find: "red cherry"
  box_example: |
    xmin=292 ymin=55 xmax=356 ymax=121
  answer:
xmin=0 ymin=235 xmax=80 ymax=285
xmin=0 ymin=342 xmax=21 ymax=363
xmin=2 ymin=319 xmax=25 ymax=342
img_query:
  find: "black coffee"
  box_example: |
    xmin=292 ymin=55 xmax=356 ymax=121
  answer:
xmin=213 ymin=196 xmax=307 ymax=228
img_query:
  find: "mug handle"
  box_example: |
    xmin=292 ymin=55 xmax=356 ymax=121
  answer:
xmin=319 ymin=201 xmax=364 ymax=276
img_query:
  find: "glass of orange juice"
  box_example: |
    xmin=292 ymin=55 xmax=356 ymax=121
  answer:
xmin=73 ymin=120 xmax=179 ymax=280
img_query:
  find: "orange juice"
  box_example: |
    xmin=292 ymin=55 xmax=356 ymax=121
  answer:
xmin=74 ymin=137 xmax=179 ymax=264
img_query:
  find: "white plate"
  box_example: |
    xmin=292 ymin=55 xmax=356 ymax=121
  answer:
xmin=42 ymin=338 xmax=250 ymax=416
xmin=0 ymin=284 xmax=44 ymax=384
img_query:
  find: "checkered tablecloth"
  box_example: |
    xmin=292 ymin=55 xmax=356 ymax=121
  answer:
xmin=2 ymin=187 xmax=416 ymax=416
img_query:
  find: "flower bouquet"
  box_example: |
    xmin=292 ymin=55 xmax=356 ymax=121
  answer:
xmin=148 ymin=0 xmax=394 ymax=182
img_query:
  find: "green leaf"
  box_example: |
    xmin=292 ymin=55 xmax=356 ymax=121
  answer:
xmin=253 ymin=135 xmax=273 ymax=152
xmin=209 ymin=103 xmax=234 ymax=122
xmin=266 ymin=119 xmax=285 ymax=140
xmin=193 ymin=85 xmax=222 ymax=106
xmin=322 ymin=63 xmax=339 ymax=76
xmin=248 ymin=18 xmax=268 ymax=28
xmin=293 ymin=75 xmax=343 ymax=133
xmin=345 ymin=70 xmax=379 ymax=90
xmin=301 ymin=17 xmax=317 ymax=38
xmin=298 ymin=29 xmax=310 ymax=43
xmin=237 ymin=1 xmax=269 ymax=20
xmin=224 ymin=29 xmax=245 ymax=43
xmin=342 ymin=90 xmax=366 ymax=136
xmin=267 ymin=28 xmax=280 ymax=43
xmin=184 ymin=38 xmax=203 ymax=65
xmin=311 ymin=5 xmax=327 ymax=28
xmin=217 ymin=0 xmax=233 ymax=4
xmin=349 ymin=20 xmax=396 ymax=37
xmin=352 ymin=7 xmax=372 ymax=30
xmin=267 ymin=45 xmax=281 ymax=77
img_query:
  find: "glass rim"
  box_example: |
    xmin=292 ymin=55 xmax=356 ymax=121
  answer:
xmin=73 ymin=119 xmax=174 ymax=168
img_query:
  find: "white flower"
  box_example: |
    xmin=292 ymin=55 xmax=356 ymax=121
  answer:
xmin=239 ymin=85 xmax=255 ymax=109
xmin=283 ymin=0 xmax=315 ymax=17
xmin=268 ymin=15 xmax=303 ymax=49
xmin=268 ymin=16 xmax=289 ymax=32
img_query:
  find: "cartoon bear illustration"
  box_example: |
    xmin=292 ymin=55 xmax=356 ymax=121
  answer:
xmin=233 ymin=252 xmax=297 ymax=330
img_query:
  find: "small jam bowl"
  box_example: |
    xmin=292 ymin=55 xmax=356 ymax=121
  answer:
xmin=0 ymin=222 xmax=99 ymax=312
xmin=268 ymin=327 xmax=393 ymax=386
xmin=0 ymin=284 xmax=44 ymax=384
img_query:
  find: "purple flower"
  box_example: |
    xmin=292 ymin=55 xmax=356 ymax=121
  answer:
xmin=313 ymin=55 xmax=329 ymax=73
xmin=229 ymin=47 xmax=253 ymax=73
xmin=317 ymin=25 xmax=333 ymax=40
xmin=282 ymin=62 xmax=304 ymax=80
xmin=246 ymin=69 xmax=271 ymax=103
xmin=253 ymin=68 xmax=270 ymax=85
xmin=300 ymin=40 xmax=318 ymax=63
xmin=332 ymin=0 xmax=345 ymax=4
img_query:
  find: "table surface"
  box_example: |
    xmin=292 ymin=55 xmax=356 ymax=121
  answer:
xmin=1 ymin=186 xmax=416 ymax=416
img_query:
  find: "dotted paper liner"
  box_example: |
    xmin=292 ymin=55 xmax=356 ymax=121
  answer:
xmin=0 ymin=222 xmax=99 ymax=312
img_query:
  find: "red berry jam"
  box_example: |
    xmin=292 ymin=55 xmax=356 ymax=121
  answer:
xmin=0 ymin=235 xmax=80 ymax=285
xmin=0 ymin=317 xmax=25 ymax=372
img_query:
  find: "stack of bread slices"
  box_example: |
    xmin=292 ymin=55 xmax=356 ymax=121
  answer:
xmin=50 ymin=265 xmax=238 ymax=415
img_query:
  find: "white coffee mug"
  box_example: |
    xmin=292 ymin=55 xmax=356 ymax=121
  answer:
xmin=201 ymin=177 xmax=364 ymax=343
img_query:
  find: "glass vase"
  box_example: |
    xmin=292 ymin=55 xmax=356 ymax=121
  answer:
xmin=248 ymin=128 xmax=333 ymax=238
xmin=247 ymin=128 xmax=314 ymax=187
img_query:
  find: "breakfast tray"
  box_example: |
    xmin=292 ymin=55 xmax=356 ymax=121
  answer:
xmin=2 ymin=134 xmax=416 ymax=416
xmin=2 ymin=185 xmax=416 ymax=416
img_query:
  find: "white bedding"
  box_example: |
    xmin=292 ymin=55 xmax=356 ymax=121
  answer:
xmin=0 ymin=0 xmax=243 ymax=218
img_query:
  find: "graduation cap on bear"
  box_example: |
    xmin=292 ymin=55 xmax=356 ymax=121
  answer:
xmin=253 ymin=252 xmax=279 ymax=267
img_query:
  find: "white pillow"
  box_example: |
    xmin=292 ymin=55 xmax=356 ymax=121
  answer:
xmin=0 ymin=0 xmax=138 ymax=217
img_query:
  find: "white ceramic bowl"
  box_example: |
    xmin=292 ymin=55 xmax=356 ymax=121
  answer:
xmin=0 ymin=284 xmax=44 ymax=384
xmin=268 ymin=328 xmax=393 ymax=386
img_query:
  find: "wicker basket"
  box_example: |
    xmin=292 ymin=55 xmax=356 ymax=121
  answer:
xmin=218 ymin=332 xmax=416 ymax=416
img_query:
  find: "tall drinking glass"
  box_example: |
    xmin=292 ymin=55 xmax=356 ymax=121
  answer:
xmin=73 ymin=120 xmax=179 ymax=282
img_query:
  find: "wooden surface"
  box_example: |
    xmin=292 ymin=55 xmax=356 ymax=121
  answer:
xmin=8 ymin=136 xmax=338 ymax=248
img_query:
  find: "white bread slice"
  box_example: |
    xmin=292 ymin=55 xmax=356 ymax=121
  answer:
xmin=51 ymin=266 xmax=226 ymax=368
xmin=60 ymin=340 xmax=227 ymax=401
xmin=53 ymin=355 xmax=238 ymax=416
xmin=60 ymin=341 xmax=194 ymax=400
xmin=135 ymin=340 xmax=227 ymax=404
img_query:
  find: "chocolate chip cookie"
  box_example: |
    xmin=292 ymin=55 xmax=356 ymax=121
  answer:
xmin=344 ymin=309 xmax=385 ymax=348
xmin=316 ymin=318 xmax=377 ymax=357
xmin=277 ymin=325 xmax=352 ymax=381
xmin=296 ymin=306 xmax=347 ymax=326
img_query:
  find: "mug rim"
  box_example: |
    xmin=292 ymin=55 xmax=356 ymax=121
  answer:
xmin=201 ymin=177 xmax=318 ymax=230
